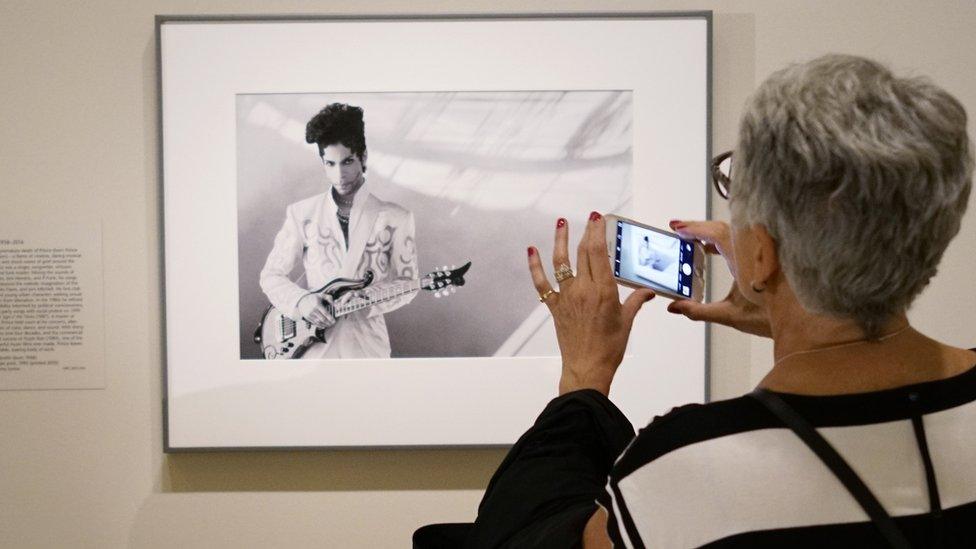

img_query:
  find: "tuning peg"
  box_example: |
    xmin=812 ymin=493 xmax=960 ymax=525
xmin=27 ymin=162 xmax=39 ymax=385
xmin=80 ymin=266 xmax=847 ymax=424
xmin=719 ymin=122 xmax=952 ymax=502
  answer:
xmin=451 ymin=264 xmax=456 ymax=269
xmin=434 ymin=291 xmax=442 ymax=298
xmin=450 ymin=287 xmax=457 ymax=294
xmin=442 ymin=265 xmax=448 ymax=270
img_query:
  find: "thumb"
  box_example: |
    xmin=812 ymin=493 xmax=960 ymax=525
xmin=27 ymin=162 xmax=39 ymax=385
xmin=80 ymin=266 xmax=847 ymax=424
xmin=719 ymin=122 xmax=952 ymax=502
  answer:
xmin=622 ymin=289 xmax=656 ymax=324
xmin=667 ymin=299 xmax=727 ymax=323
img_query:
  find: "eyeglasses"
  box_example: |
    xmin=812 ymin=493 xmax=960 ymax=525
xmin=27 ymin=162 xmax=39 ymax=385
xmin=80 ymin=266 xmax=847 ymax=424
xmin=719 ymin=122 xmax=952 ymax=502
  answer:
xmin=711 ymin=150 xmax=733 ymax=199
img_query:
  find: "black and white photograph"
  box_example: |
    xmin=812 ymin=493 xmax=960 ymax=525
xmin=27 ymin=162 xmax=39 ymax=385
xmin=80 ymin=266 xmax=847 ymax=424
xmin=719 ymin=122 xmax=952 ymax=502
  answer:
xmin=237 ymin=91 xmax=633 ymax=360
xmin=160 ymin=15 xmax=707 ymax=449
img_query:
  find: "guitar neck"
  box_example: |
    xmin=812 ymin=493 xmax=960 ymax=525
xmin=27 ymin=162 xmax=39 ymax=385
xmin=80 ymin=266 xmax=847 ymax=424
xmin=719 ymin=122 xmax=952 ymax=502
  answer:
xmin=333 ymin=279 xmax=421 ymax=317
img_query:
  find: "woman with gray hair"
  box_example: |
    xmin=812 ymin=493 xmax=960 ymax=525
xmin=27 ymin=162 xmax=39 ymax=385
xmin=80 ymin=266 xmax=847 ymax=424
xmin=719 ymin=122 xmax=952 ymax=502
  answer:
xmin=415 ymin=55 xmax=974 ymax=548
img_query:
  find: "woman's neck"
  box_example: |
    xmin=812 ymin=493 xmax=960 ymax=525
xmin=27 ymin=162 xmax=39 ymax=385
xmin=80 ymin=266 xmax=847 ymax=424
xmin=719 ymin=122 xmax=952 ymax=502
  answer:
xmin=771 ymin=308 xmax=910 ymax=365
xmin=758 ymin=292 xmax=974 ymax=395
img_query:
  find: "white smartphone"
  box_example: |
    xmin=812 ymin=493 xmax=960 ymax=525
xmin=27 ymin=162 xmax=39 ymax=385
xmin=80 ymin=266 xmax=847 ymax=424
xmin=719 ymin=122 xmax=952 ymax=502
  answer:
xmin=604 ymin=214 xmax=706 ymax=302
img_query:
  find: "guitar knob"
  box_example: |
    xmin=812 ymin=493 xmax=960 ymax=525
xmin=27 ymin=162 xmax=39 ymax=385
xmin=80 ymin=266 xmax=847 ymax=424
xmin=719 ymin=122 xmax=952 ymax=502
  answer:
xmin=280 ymin=348 xmax=288 ymax=354
xmin=288 ymin=342 xmax=295 ymax=348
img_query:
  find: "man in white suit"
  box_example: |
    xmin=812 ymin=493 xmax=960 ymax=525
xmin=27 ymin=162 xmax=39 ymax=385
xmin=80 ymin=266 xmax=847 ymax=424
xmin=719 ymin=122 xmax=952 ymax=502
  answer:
xmin=260 ymin=103 xmax=418 ymax=358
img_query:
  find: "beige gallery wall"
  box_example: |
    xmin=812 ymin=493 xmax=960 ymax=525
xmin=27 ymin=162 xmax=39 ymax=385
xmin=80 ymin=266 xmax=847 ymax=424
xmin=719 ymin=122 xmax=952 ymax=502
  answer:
xmin=1 ymin=0 xmax=974 ymax=547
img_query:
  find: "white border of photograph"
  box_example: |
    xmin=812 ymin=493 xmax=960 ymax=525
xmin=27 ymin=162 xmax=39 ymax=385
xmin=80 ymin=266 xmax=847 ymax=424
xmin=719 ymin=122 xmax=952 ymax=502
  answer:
xmin=159 ymin=14 xmax=710 ymax=450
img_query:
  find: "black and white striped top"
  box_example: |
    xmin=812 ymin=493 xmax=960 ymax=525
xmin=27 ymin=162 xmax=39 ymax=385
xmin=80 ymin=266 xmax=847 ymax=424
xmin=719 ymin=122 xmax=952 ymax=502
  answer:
xmin=600 ymin=363 xmax=976 ymax=548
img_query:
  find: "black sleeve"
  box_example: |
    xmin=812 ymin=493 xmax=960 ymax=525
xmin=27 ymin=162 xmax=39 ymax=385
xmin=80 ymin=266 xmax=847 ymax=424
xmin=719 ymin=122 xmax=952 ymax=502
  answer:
xmin=463 ymin=389 xmax=636 ymax=549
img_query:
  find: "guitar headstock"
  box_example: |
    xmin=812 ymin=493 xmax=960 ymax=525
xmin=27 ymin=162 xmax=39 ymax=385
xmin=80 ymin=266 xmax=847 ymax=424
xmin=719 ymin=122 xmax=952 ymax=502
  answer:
xmin=422 ymin=261 xmax=472 ymax=298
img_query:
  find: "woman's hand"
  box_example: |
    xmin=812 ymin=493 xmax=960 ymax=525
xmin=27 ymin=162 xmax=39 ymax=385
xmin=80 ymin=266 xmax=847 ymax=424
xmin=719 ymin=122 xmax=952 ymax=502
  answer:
xmin=528 ymin=212 xmax=656 ymax=396
xmin=666 ymin=220 xmax=772 ymax=338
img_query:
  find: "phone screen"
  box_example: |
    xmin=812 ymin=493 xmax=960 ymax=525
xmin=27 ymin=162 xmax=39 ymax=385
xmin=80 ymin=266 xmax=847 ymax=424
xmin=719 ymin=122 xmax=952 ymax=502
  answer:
xmin=613 ymin=219 xmax=696 ymax=297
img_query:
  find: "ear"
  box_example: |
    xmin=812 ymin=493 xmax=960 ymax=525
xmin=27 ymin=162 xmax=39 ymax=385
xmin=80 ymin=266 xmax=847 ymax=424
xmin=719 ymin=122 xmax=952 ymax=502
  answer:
xmin=750 ymin=224 xmax=779 ymax=289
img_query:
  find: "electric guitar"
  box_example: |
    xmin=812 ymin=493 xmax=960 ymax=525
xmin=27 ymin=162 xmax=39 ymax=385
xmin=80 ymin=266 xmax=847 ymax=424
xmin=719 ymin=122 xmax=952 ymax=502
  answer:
xmin=254 ymin=262 xmax=471 ymax=359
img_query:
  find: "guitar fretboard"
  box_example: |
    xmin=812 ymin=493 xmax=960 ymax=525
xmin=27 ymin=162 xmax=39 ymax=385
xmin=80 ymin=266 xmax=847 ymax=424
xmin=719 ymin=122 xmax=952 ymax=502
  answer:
xmin=333 ymin=279 xmax=423 ymax=317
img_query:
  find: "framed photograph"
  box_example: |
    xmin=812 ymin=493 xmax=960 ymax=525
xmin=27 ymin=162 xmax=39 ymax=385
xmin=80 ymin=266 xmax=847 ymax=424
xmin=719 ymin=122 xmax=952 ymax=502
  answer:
xmin=159 ymin=13 xmax=711 ymax=450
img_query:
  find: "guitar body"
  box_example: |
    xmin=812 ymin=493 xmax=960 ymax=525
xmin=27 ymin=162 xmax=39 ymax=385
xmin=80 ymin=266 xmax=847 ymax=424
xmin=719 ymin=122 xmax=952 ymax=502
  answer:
xmin=255 ymin=272 xmax=374 ymax=359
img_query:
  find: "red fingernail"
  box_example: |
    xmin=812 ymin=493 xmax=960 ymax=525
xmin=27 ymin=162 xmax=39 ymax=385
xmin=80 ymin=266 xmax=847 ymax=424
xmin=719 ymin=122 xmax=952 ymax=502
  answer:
xmin=556 ymin=218 xmax=566 ymax=228
xmin=589 ymin=211 xmax=602 ymax=222
xmin=527 ymin=247 xmax=535 ymax=257
xmin=669 ymin=219 xmax=683 ymax=229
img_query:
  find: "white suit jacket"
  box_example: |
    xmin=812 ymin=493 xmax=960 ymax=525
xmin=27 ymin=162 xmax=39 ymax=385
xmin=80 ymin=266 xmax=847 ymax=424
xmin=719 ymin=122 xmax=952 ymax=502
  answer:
xmin=259 ymin=183 xmax=418 ymax=358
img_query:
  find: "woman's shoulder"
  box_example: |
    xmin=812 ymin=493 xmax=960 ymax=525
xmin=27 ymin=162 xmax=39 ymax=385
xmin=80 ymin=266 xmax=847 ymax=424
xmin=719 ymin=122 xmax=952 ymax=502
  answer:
xmin=613 ymin=396 xmax=773 ymax=476
xmin=613 ymin=362 xmax=976 ymax=480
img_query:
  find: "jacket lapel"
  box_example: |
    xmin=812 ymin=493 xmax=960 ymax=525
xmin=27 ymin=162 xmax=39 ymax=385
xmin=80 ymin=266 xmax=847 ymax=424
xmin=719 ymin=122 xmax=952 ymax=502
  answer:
xmin=322 ymin=189 xmax=346 ymax=252
xmin=342 ymin=183 xmax=379 ymax=279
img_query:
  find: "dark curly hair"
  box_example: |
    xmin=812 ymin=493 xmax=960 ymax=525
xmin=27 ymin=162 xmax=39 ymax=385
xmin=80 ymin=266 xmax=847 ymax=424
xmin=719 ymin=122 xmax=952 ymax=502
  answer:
xmin=305 ymin=103 xmax=367 ymax=169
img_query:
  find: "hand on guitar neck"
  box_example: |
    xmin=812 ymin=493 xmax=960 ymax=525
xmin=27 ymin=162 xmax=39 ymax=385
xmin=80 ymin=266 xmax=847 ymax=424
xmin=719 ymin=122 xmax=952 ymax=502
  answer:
xmin=298 ymin=285 xmax=388 ymax=328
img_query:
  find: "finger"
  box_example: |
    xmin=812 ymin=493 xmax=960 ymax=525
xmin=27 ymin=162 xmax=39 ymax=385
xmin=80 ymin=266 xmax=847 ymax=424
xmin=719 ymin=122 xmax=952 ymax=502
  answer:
xmin=675 ymin=228 xmax=719 ymax=255
xmin=670 ymin=219 xmax=726 ymax=253
xmin=585 ymin=212 xmax=613 ymax=284
xmin=576 ymin=213 xmax=596 ymax=281
xmin=312 ymin=305 xmax=335 ymax=326
xmin=552 ymin=217 xmax=573 ymax=285
xmin=311 ymin=307 xmax=330 ymax=328
xmin=527 ymin=246 xmax=558 ymax=307
xmin=319 ymin=295 xmax=336 ymax=316
xmin=666 ymin=299 xmax=732 ymax=324
xmin=621 ymin=289 xmax=656 ymax=327
xmin=308 ymin=311 xmax=326 ymax=328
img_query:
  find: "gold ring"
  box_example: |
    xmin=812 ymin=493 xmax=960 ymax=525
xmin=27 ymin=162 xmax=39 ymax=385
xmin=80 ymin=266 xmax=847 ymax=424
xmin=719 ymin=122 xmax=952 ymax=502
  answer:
xmin=538 ymin=289 xmax=556 ymax=302
xmin=554 ymin=263 xmax=575 ymax=283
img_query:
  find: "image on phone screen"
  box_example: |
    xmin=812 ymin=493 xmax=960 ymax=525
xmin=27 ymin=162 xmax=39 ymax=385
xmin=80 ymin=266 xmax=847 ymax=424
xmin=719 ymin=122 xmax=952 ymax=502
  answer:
xmin=613 ymin=220 xmax=695 ymax=297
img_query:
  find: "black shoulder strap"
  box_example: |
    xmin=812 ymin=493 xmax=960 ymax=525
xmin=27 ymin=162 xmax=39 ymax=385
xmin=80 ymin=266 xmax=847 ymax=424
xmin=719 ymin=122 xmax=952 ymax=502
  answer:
xmin=750 ymin=389 xmax=912 ymax=549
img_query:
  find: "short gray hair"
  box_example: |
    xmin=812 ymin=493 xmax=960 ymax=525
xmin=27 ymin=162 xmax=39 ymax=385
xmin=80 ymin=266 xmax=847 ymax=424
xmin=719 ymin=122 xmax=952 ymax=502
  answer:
xmin=732 ymin=54 xmax=973 ymax=337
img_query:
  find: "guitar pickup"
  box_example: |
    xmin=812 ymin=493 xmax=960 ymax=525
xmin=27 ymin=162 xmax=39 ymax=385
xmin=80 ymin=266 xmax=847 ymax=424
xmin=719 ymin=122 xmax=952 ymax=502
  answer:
xmin=278 ymin=316 xmax=296 ymax=342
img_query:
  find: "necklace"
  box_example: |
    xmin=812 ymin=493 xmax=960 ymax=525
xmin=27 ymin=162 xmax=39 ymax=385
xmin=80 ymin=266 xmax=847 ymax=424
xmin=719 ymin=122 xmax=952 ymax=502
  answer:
xmin=773 ymin=324 xmax=912 ymax=367
xmin=331 ymin=186 xmax=356 ymax=208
